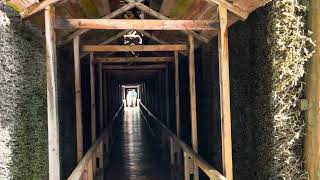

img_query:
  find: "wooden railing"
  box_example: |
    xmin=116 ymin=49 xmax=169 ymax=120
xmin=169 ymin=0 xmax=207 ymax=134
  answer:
xmin=139 ymin=102 xmax=226 ymax=180
xmin=67 ymin=103 xmax=124 ymax=180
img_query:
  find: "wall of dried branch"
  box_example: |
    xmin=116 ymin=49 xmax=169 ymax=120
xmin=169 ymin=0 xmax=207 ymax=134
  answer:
xmin=0 ymin=3 xmax=48 ymax=179
xmin=197 ymin=0 xmax=314 ymax=179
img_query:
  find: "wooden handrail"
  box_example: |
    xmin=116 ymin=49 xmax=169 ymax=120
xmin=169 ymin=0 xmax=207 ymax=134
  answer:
xmin=139 ymin=102 xmax=226 ymax=180
xmin=68 ymin=103 xmax=124 ymax=180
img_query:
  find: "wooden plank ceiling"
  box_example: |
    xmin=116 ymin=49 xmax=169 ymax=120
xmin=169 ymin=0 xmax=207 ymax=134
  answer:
xmin=6 ymin=0 xmax=269 ymax=47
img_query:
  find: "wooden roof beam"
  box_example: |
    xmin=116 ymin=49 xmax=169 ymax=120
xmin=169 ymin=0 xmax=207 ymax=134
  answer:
xmin=20 ymin=0 xmax=64 ymax=19
xmin=128 ymin=0 xmax=210 ymax=43
xmin=204 ymin=0 xmax=249 ymax=20
xmin=82 ymin=44 xmax=187 ymax=52
xmin=94 ymin=56 xmax=174 ymax=64
xmin=55 ymin=19 xmax=219 ymax=30
xmin=59 ymin=1 xmax=142 ymax=46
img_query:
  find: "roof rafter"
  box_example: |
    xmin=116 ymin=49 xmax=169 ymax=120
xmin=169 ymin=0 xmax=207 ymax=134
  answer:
xmin=59 ymin=1 xmax=142 ymax=45
xmin=20 ymin=0 xmax=64 ymax=19
xmin=80 ymin=30 xmax=130 ymax=59
xmin=127 ymin=0 xmax=210 ymax=43
xmin=203 ymin=0 xmax=249 ymax=19
xmin=137 ymin=30 xmax=187 ymax=56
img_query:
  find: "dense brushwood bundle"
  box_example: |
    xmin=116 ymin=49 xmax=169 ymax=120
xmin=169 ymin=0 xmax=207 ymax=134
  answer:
xmin=254 ymin=0 xmax=314 ymax=179
xmin=0 ymin=3 xmax=48 ymax=179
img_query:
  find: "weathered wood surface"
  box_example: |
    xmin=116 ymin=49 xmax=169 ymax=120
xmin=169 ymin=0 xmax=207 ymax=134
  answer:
xmin=59 ymin=1 xmax=141 ymax=45
xmin=131 ymin=1 xmax=209 ymax=43
xmin=80 ymin=30 xmax=130 ymax=59
xmin=218 ymin=6 xmax=233 ymax=180
xmin=188 ymin=34 xmax=199 ymax=180
xmin=94 ymin=57 xmax=174 ymax=64
xmin=174 ymin=51 xmax=180 ymax=138
xmin=74 ymin=35 xmax=84 ymax=162
xmin=45 ymin=6 xmax=60 ymax=180
xmin=55 ymin=19 xmax=219 ymax=30
xmin=82 ymin=45 xmax=187 ymax=52
xmin=137 ymin=30 xmax=188 ymax=56
xmin=89 ymin=53 xmax=97 ymax=174
xmin=204 ymin=0 xmax=248 ymax=19
xmin=20 ymin=0 xmax=63 ymax=18
xmin=305 ymin=0 xmax=320 ymax=179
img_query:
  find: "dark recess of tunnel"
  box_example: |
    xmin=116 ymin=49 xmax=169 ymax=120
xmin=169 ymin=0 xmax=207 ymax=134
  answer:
xmin=57 ymin=6 xmax=270 ymax=180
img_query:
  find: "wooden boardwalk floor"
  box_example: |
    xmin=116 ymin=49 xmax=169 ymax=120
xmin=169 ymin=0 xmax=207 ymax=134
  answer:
xmin=104 ymin=108 xmax=173 ymax=180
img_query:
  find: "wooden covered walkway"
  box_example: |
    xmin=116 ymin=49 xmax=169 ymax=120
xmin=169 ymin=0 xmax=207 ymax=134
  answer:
xmin=6 ymin=0 xmax=270 ymax=179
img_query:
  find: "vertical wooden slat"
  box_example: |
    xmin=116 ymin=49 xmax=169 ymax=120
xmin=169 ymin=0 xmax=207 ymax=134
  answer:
xmin=105 ymin=73 xmax=111 ymax=155
xmin=87 ymin=158 xmax=93 ymax=180
xmin=90 ymin=53 xmax=97 ymax=142
xmin=218 ymin=5 xmax=233 ymax=180
xmin=98 ymin=64 xmax=104 ymax=130
xmin=184 ymin=152 xmax=190 ymax=180
xmin=89 ymin=53 xmax=97 ymax=174
xmin=170 ymin=138 xmax=175 ymax=165
xmin=174 ymin=51 xmax=181 ymax=138
xmin=74 ymin=35 xmax=84 ymax=162
xmin=188 ymin=33 xmax=199 ymax=180
xmin=165 ymin=67 xmax=170 ymax=128
xmin=174 ymin=51 xmax=182 ymax=168
xmin=45 ymin=6 xmax=60 ymax=180
xmin=99 ymin=64 xmax=107 ymax=161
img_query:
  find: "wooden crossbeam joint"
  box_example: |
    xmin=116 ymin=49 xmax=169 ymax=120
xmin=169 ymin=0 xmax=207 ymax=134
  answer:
xmin=204 ymin=0 xmax=249 ymax=20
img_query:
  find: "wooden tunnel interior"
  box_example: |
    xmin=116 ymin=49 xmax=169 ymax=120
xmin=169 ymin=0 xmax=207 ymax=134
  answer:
xmin=3 ymin=0 xmax=319 ymax=180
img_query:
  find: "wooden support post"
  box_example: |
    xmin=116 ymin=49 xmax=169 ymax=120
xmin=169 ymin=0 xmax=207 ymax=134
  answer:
xmin=74 ymin=35 xmax=84 ymax=162
xmin=184 ymin=152 xmax=190 ymax=180
xmin=170 ymin=138 xmax=175 ymax=165
xmin=89 ymin=53 xmax=97 ymax=174
xmin=188 ymin=34 xmax=199 ymax=180
xmin=218 ymin=5 xmax=233 ymax=180
xmin=105 ymin=73 xmax=111 ymax=154
xmin=45 ymin=6 xmax=60 ymax=180
xmin=174 ymin=51 xmax=181 ymax=138
xmin=174 ymin=51 xmax=182 ymax=168
xmin=165 ymin=67 xmax=170 ymax=128
xmin=87 ymin=158 xmax=94 ymax=180
xmin=305 ymin=0 xmax=320 ymax=178
xmin=98 ymin=64 xmax=106 ymax=157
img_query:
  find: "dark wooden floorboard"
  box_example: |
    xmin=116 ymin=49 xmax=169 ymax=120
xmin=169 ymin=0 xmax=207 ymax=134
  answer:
xmin=104 ymin=108 xmax=173 ymax=180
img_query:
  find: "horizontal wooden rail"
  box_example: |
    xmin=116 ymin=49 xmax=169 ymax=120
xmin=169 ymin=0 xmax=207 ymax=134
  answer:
xmin=139 ymin=102 xmax=226 ymax=180
xmin=103 ymin=64 xmax=167 ymax=70
xmin=94 ymin=57 xmax=174 ymax=64
xmin=54 ymin=19 xmax=220 ymax=30
xmin=82 ymin=45 xmax=187 ymax=52
xmin=68 ymin=103 xmax=124 ymax=180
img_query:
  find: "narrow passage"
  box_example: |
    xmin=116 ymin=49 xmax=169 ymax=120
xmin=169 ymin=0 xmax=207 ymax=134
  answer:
xmin=104 ymin=107 xmax=173 ymax=180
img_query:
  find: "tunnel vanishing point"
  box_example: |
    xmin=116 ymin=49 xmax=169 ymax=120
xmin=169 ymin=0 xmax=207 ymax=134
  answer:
xmin=0 ymin=0 xmax=319 ymax=180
